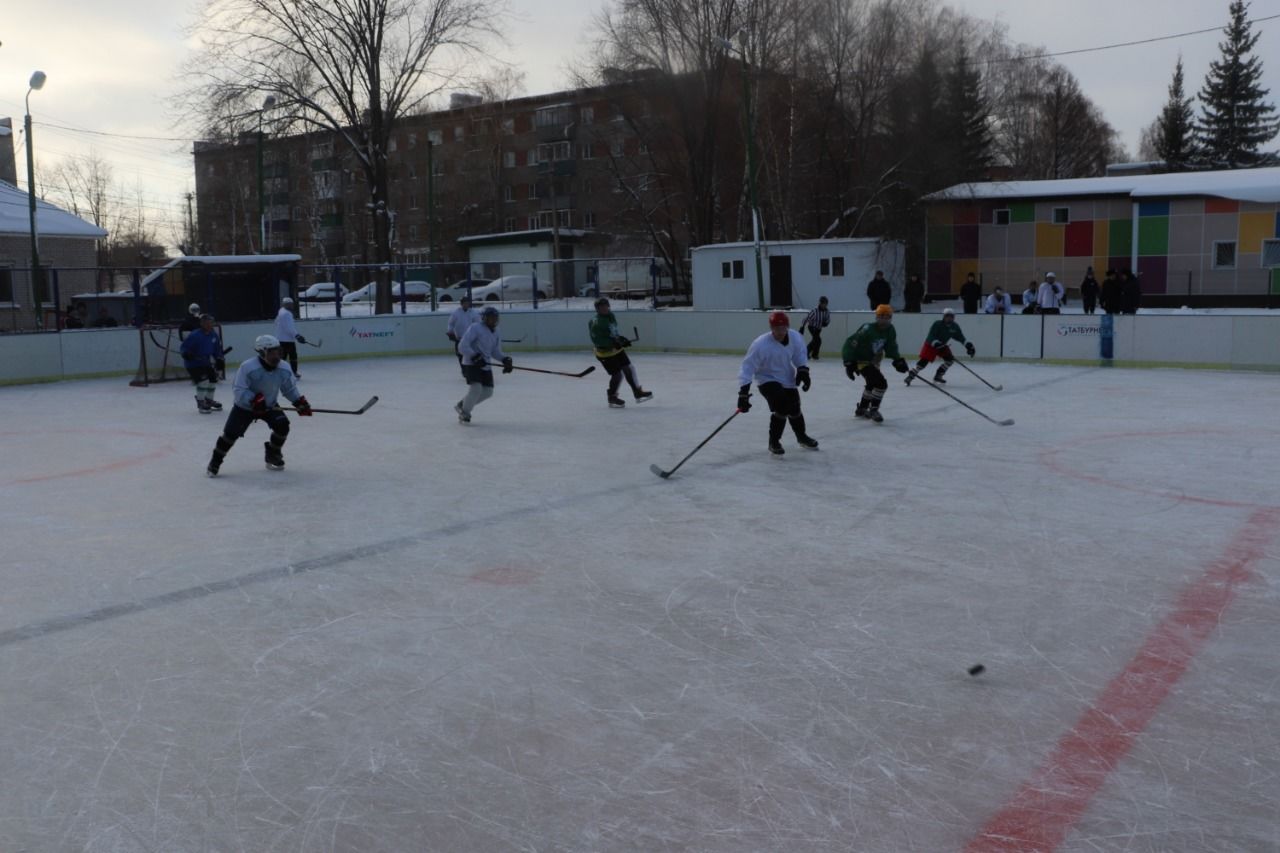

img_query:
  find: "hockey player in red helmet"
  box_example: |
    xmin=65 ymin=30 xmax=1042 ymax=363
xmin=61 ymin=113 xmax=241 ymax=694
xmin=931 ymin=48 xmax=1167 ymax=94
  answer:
xmin=735 ymin=311 xmax=818 ymax=456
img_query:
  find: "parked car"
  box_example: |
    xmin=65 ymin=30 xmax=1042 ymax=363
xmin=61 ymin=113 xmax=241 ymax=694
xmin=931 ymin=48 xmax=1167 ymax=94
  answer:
xmin=300 ymin=281 xmax=348 ymax=301
xmin=433 ymin=278 xmax=493 ymax=302
xmin=344 ymin=280 xmax=434 ymax=303
xmin=468 ymin=275 xmax=547 ymax=302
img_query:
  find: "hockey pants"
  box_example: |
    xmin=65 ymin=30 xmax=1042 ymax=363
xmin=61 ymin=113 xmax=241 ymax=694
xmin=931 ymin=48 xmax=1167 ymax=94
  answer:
xmin=758 ymin=381 xmax=810 ymax=443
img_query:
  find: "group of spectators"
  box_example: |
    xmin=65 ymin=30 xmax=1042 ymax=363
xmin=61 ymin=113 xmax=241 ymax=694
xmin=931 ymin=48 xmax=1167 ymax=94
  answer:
xmin=61 ymin=302 xmax=120 ymax=329
xmin=865 ymin=269 xmax=1144 ymax=316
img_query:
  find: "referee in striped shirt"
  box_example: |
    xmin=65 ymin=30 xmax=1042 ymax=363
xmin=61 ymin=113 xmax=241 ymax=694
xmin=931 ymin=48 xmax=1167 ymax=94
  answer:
xmin=801 ymin=296 xmax=830 ymax=359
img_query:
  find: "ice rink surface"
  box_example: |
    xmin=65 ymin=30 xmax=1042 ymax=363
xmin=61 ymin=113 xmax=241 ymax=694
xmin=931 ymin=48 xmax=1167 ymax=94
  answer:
xmin=1 ymin=351 xmax=1277 ymax=852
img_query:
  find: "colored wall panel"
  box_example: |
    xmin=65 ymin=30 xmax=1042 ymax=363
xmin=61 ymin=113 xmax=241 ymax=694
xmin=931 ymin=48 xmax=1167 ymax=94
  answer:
xmin=1272 ymin=268 xmax=1280 ymax=295
xmin=1109 ymin=219 xmax=1133 ymax=256
xmin=1205 ymin=198 xmax=1239 ymax=214
xmin=1139 ymin=201 xmax=1170 ymax=217
xmin=1007 ymin=223 xmax=1035 ymax=258
xmin=1238 ymin=212 xmax=1273 ymax=252
xmin=1092 ymin=220 xmax=1110 ymax=258
xmin=1094 ymin=256 xmax=1110 ymax=277
xmin=1010 ymin=202 xmax=1035 ymax=223
xmin=927 ymin=205 xmax=953 ymax=225
xmin=927 ymin=259 xmax=951 ymax=294
xmin=1035 ymin=223 xmax=1065 ymax=257
xmin=1064 ymin=220 xmax=1093 ymax=256
xmin=1138 ymin=216 xmax=1169 ymax=256
xmin=1168 ymin=214 xmax=1203 ymax=255
xmin=1202 ymin=213 xmax=1237 ymax=247
xmin=1137 ymin=256 xmax=1168 ymax=293
xmin=978 ymin=224 xmax=1008 ymax=259
xmin=953 ymin=225 xmax=979 ymax=259
xmin=1170 ymin=199 xmax=1202 ymax=217
xmin=952 ymin=259 xmax=980 ymax=290
xmin=953 ymin=205 xmax=981 ymax=225
xmin=928 ymin=225 xmax=952 ymax=260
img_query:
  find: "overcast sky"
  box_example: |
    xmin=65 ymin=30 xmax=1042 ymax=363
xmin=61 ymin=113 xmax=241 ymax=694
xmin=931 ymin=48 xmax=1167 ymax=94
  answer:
xmin=2 ymin=0 xmax=1277 ymax=239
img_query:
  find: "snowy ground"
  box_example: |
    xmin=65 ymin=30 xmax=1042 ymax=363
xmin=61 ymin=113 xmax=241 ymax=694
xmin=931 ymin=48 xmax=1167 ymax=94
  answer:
xmin=1 ymin=354 xmax=1277 ymax=852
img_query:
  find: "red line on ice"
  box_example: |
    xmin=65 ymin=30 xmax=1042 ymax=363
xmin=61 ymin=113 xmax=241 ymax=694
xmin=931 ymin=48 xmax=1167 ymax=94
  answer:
xmin=965 ymin=506 xmax=1280 ymax=853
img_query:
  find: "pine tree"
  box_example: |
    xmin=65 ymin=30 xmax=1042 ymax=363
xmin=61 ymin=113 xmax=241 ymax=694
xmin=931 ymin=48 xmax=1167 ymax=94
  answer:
xmin=945 ymin=45 xmax=993 ymax=182
xmin=1153 ymin=57 xmax=1199 ymax=170
xmin=1197 ymin=0 xmax=1279 ymax=168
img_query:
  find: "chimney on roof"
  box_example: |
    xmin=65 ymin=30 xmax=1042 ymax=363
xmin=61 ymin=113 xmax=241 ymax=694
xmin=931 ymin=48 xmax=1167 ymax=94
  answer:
xmin=0 ymin=118 xmax=16 ymax=185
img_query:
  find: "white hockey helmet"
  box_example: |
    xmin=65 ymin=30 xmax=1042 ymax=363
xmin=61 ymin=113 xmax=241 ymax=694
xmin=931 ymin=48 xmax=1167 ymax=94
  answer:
xmin=942 ymin=307 xmax=955 ymax=316
xmin=254 ymin=334 xmax=281 ymax=355
xmin=188 ymin=302 xmax=200 ymax=315
xmin=281 ymin=297 xmax=294 ymax=305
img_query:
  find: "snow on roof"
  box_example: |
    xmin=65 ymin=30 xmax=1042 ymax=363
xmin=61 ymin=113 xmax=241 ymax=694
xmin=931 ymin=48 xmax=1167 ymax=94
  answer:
xmin=692 ymin=237 xmax=887 ymax=252
xmin=926 ymin=166 xmax=1280 ymax=204
xmin=0 ymin=179 xmax=109 ymax=239
xmin=457 ymin=228 xmax=591 ymax=244
xmin=140 ymin=254 xmax=303 ymax=286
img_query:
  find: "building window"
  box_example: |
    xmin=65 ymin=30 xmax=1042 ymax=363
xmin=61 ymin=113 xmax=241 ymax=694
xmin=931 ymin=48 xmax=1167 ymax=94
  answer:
xmin=387 ymin=136 xmax=397 ymax=153
xmin=503 ymin=185 xmax=514 ymax=202
xmin=819 ymin=256 xmax=845 ymax=277
xmin=504 ymin=151 xmax=516 ymax=169
xmin=408 ymin=224 xmax=419 ymax=241
xmin=579 ymin=143 xmax=594 ymax=160
xmin=505 ymin=217 xmax=516 ymax=232
xmin=409 ymin=193 xmax=418 ymax=209
xmin=427 ymin=130 xmax=443 ymax=146
xmin=408 ymin=132 xmax=417 ymax=149
xmin=528 ymin=183 xmax=539 ymax=200
xmin=582 ymin=211 xmax=595 ymax=228
xmin=1262 ymin=238 xmax=1280 ymax=267
xmin=453 ymin=125 xmax=464 ymax=141
xmin=722 ymin=260 xmax=745 ymax=280
xmin=1052 ymin=206 xmax=1069 ymax=224
xmin=610 ymin=140 xmax=624 ymax=158
xmin=527 ymin=215 xmax=538 ymax=230
xmin=408 ymin=163 xmax=417 ymax=179
xmin=993 ymin=208 xmax=1011 ymax=226
xmin=501 ymin=118 xmax=514 ymax=135
xmin=581 ymin=106 xmax=594 ymax=125
xmin=537 ymin=141 xmax=572 ymax=162
xmin=638 ymin=141 xmax=649 ymax=155
xmin=0 ymin=265 xmax=14 ymax=304
xmin=1213 ymin=240 xmax=1237 ymax=269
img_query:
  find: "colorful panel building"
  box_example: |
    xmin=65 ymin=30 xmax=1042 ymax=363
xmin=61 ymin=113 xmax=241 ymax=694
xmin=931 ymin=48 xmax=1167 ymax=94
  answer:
xmin=923 ymin=167 xmax=1280 ymax=303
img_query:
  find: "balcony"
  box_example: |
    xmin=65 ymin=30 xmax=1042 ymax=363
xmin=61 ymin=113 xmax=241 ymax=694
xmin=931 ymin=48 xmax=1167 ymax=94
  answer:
xmin=536 ymin=159 xmax=577 ymax=177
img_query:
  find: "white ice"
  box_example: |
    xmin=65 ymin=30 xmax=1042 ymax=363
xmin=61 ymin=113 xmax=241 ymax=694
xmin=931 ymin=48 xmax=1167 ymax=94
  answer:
xmin=0 ymin=353 xmax=1277 ymax=852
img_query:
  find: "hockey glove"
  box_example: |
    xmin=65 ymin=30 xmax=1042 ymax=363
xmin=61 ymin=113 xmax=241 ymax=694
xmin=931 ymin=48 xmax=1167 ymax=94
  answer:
xmin=892 ymin=358 xmax=909 ymax=374
xmin=447 ymin=332 xmax=458 ymax=342
xmin=294 ymin=396 xmax=313 ymax=416
xmin=965 ymin=342 xmax=976 ymax=357
xmin=614 ymin=335 xmax=631 ymax=348
xmin=844 ymin=362 xmax=859 ymax=380
xmin=796 ymin=365 xmax=811 ymax=392
xmin=295 ymin=334 xmax=307 ymax=345
xmin=736 ymin=385 xmax=752 ymax=413
xmin=214 ymin=358 xmax=225 ymax=373
xmin=501 ymin=357 xmax=514 ymax=374
xmin=251 ymin=393 xmax=268 ymax=416
xmin=931 ymin=339 xmax=944 ymax=349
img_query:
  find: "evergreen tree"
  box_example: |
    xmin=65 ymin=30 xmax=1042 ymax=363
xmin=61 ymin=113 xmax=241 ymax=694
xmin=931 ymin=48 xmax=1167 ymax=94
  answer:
xmin=1153 ymin=57 xmax=1200 ymax=170
xmin=1197 ymin=0 xmax=1279 ymax=167
xmin=945 ymin=45 xmax=993 ymax=182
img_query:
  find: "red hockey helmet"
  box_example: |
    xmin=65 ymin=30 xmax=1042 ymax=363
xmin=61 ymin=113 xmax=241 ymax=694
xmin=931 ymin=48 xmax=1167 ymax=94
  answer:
xmin=768 ymin=311 xmax=790 ymax=327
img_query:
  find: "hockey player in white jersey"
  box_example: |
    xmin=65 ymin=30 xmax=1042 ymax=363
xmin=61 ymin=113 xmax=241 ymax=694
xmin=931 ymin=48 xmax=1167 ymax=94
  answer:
xmin=446 ymin=295 xmax=479 ymax=379
xmin=736 ymin=311 xmax=818 ymax=456
xmin=205 ymin=334 xmax=312 ymax=476
xmin=455 ymin=306 xmax=512 ymax=423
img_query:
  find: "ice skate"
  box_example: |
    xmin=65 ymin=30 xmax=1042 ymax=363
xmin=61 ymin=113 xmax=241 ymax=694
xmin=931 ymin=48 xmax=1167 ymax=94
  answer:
xmin=796 ymin=434 xmax=819 ymax=450
xmin=196 ymin=395 xmax=211 ymax=414
xmin=633 ymin=389 xmax=653 ymax=403
xmin=608 ymin=396 xmax=626 ymax=409
xmin=869 ymin=408 xmax=884 ymax=423
xmin=264 ymin=442 xmax=285 ymax=471
xmin=455 ymin=401 xmax=471 ymax=423
xmin=207 ymin=399 xmax=223 ymax=411
xmin=855 ymin=402 xmax=870 ymax=419
xmin=768 ymin=441 xmax=785 ymax=456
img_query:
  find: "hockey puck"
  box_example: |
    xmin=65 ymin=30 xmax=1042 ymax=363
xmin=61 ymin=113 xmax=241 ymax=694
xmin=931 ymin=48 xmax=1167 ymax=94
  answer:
xmin=967 ymin=664 xmax=985 ymax=677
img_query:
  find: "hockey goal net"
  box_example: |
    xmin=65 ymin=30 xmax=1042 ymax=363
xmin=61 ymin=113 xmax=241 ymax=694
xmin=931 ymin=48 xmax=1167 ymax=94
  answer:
xmin=129 ymin=325 xmax=189 ymax=386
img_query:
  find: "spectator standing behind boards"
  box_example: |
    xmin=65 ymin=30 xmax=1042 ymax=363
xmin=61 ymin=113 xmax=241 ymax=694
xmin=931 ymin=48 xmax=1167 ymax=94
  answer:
xmin=866 ymin=270 xmax=892 ymax=311
xmin=1036 ymin=272 xmax=1064 ymax=314
xmin=90 ymin=307 xmax=119 ymax=327
xmin=1080 ymin=268 xmax=1100 ymax=314
xmin=960 ymin=272 xmax=982 ymax=314
xmin=63 ymin=304 xmax=84 ymax=329
xmin=984 ymin=287 xmax=1013 ymax=314
xmin=800 ymin=296 xmax=831 ymax=360
xmin=1120 ymin=269 xmax=1142 ymax=314
xmin=903 ymin=274 xmax=925 ymax=313
xmin=1101 ymin=269 xmax=1122 ymax=314
xmin=274 ymin=297 xmax=308 ymax=378
xmin=1021 ymin=281 xmax=1038 ymax=314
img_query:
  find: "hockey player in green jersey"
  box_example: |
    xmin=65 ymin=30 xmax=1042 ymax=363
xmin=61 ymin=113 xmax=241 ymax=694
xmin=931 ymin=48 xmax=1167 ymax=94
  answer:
xmin=841 ymin=303 xmax=909 ymax=423
xmin=588 ymin=297 xmax=652 ymax=408
xmin=904 ymin=307 xmax=975 ymax=385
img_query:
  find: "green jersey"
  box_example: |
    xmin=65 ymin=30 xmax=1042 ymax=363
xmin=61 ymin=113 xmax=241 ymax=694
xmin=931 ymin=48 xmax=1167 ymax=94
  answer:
xmin=925 ymin=319 xmax=967 ymax=346
xmin=588 ymin=312 xmax=624 ymax=356
xmin=842 ymin=322 xmax=900 ymax=364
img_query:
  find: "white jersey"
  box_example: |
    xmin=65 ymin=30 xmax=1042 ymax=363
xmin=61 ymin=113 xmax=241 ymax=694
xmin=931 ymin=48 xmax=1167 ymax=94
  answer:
xmin=1022 ymin=288 xmax=1038 ymax=309
xmin=232 ymin=356 xmax=300 ymax=410
xmin=447 ymin=305 xmax=478 ymax=340
xmin=274 ymin=307 xmax=299 ymax=343
xmin=984 ymin=293 xmax=1013 ymax=314
xmin=458 ymin=321 xmax=507 ymax=368
xmin=1037 ymin=280 xmax=1064 ymax=309
xmin=737 ymin=329 xmax=808 ymax=388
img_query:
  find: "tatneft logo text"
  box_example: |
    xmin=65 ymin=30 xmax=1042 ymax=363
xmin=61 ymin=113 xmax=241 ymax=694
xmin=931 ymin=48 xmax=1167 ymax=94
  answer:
xmin=350 ymin=327 xmax=396 ymax=339
xmin=1057 ymin=324 xmax=1100 ymax=336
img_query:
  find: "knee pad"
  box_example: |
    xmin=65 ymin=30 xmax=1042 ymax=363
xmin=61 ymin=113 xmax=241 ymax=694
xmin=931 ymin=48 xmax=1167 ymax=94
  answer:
xmin=216 ymin=435 xmax=235 ymax=452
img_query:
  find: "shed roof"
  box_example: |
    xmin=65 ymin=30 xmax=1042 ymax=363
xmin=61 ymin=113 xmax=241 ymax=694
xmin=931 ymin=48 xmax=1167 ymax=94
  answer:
xmin=926 ymin=166 xmax=1280 ymax=205
xmin=0 ymin=179 xmax=109 ymax=239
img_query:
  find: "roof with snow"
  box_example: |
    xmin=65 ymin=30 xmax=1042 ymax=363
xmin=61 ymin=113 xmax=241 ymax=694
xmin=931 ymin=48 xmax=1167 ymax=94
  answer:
xmin=0 ymin=179 xmax=109 ymax=239
xmin=925 ymin=166 xmax=1280 ymax=205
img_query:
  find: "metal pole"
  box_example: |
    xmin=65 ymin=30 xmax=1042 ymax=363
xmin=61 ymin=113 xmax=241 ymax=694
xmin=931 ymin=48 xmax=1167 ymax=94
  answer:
xmin=257 ymin=114 xmax=265 ymax=253
xmin=740 ymin=55 xmax=765 ymax=311
xmin=427 ymin=140 xmax=437 ymax=310
xmin=25 ymin=111 xmax=42 ymax=328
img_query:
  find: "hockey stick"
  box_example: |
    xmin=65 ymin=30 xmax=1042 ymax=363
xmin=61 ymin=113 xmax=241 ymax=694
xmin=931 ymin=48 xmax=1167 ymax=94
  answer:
xmin=908 ymin=372 xmax=1013 ymax=426
xmin=277 ymin=395 xmax=379 ymax=415
xmin=501 ymin=335 xmax=526 ymax=343
xmin=952 ymin=358 xmax=1002 ymax=391
xmin=299 ymin=338 xmax=323 ymax=348
xmin=650 ymin=410 xmax=741 ymax=479
xmin=479 ymin=361 xmax=595 ymax=378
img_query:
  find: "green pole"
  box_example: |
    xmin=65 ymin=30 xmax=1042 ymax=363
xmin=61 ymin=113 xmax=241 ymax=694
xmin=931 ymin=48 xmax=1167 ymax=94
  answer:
xmin=740 ymin=57 xmax=765 ymax=311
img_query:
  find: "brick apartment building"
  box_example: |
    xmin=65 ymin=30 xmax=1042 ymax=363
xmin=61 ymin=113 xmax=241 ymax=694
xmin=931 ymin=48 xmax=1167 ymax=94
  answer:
xmin=192 ymin=78 xmax=683 ymax=288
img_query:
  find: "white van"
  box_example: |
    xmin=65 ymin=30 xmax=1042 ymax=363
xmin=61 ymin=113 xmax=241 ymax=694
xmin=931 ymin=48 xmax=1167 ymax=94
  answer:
xmin=468 ymin=275 xmax=547 ymax=302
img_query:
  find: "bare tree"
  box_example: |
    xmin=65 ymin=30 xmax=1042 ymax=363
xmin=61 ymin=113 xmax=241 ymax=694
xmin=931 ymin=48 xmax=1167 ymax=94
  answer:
xmin=183 ymin=0 xmax=504 ymax=312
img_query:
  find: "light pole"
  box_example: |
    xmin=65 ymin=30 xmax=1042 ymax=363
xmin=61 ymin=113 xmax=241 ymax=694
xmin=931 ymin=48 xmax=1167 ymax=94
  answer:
xmin=256 ymin=94 xmax=277 ymax=253
xmin=715 ymin=36 xmax=765 ymax=311
xmin=25 ymin=70 xmax=47 ymax=326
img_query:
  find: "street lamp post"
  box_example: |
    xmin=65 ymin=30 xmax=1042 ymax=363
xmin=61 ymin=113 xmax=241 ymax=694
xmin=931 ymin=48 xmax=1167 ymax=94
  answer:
xmin=26 ymin=70 xmax=47 ymax=326
xmin=715 ymin=37 xmax=766 ymax=311
xmin=256 ymin=95 xmax=277 ymax=253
